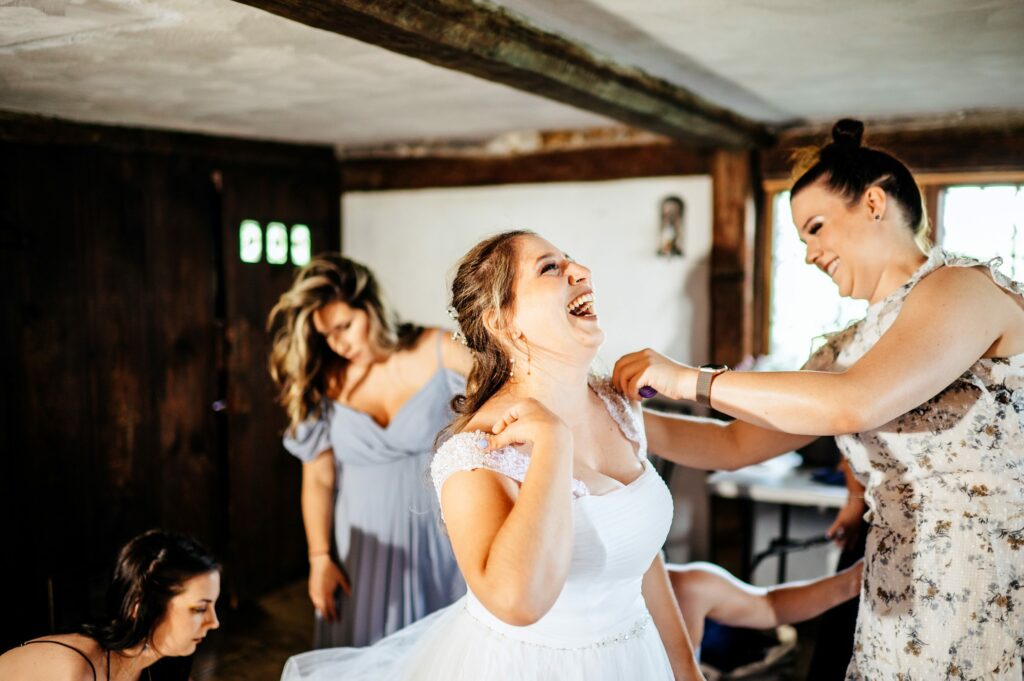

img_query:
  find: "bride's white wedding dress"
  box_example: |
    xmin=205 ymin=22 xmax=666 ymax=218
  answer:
xmin=281 ymin=376 xmax=675 ymax=681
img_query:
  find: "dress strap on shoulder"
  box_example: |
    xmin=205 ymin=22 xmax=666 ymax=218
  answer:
xmin=431 ymin=433 xmax=587 ymax=519
xmin=939 ymin=250 xmax=1024 ymax=299
xmin=22 ymin=640 xmax=98 ymax=681
xmin=434 ymin=328 xmax=445 ymax=369
xmin=588 ymin=374 xmax=647 ymax=457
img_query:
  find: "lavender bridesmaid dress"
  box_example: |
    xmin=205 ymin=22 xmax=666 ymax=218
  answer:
xmin=284 ymin=333 xmax=467 ymax=647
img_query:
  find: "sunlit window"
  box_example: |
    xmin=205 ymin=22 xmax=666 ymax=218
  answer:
xmin=290 ymin=224 xmax=312 ymax=266
xmin=266 ymin=222 xmax=289 ymax=265
xmin=239 ymin=220 xmax=263 ymax=264
xmin=768 ymin=192 xmax=867 ymax=369
xmin=941 ymin=185 xmax=1024 ymax=278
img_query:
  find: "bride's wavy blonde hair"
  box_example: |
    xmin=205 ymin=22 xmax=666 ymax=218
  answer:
xmin=268 ymin=253 xmax=422 ymax=433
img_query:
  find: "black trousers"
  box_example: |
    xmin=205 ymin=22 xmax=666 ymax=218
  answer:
xmin=804 ymin=520 xmax=868 ymax=680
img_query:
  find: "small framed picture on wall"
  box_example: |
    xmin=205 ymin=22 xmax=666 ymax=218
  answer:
xmin=657 ymin=195 xmax=685 ymax=257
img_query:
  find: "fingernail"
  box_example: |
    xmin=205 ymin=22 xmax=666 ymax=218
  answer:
xmin=475 ymin=437 xmax=489 ymax=449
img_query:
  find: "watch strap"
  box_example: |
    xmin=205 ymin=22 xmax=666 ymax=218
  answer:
xmin=696 ymin=365 xmax=728 ymax=406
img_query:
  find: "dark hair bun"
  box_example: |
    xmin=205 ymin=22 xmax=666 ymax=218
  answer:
xmin=831 ymin=119 xmax=864 ymax=149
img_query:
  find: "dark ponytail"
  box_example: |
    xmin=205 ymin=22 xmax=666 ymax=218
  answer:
xmin=791 ymin=118 xmax=929 ymax=246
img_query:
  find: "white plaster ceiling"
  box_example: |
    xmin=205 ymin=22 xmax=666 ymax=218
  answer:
xmin=1 ymin=0 xmax=1022 ymax=150
xmin=0 ymin=0 xmax=615 ymax=147
xmin=497 ymin=0 xmax=1024 ymax=123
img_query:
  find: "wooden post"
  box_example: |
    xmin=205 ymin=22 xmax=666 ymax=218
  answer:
xmin=710 ymin=149 xmax=757 ymax=365
xmin=922 ymin=184 xmax=944 ymax=247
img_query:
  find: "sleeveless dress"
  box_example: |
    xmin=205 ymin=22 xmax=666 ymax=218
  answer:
xmin=280 ymin=375 xmax=676 ymax=681
xmin=803 ymin=250 xmax=1024 ymax=680
xmin=283 ymin=333 xmax=467 ymax=648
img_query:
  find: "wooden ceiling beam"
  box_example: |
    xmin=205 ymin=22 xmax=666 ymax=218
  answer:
xmin=339 ymin=142 xmax=710 ymax=191
xmin=233 ymin=0 xmax=775 ymax=149
xmin=762 ymin=117 xmax=1024 ymax=180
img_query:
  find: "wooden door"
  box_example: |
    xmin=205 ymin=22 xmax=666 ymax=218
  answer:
xmin=218 ymin=162 xmax=340 ymax=602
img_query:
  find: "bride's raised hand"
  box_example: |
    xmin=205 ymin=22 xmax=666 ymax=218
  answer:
xmin=613 ymin=348 xmax=691 ymax=401
xmin=487 ymin=398 xmax=572 ymax=452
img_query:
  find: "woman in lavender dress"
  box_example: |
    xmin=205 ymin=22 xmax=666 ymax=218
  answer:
xmin=269 ymin=254 xmax=470 ymax=647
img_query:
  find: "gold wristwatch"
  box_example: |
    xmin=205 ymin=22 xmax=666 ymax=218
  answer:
xmin=696 ymin=364 xmax=729 ymax=407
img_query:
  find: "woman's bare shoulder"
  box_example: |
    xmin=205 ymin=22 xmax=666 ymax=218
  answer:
xmin=0 ymin=634 xmax=98 ymax=681
xmin=458 ymin=394 xmax=516 ymax=436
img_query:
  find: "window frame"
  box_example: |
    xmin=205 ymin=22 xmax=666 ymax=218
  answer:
xmin=757 ymin=170 xmax=1024 ymax=357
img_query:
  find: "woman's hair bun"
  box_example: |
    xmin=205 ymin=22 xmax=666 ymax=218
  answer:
xmin=831 ymin=118 xmax=864 ymax=149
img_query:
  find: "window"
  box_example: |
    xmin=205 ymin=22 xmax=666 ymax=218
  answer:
xmin=764 ymin=181 xmax=1024 ymax=369
xmin=239 ymin=220 xmax=313 ymax=265
xmin=266 ymin=222 xmax=289 ymax=265
xmin=940 ymin=184 xmax=1023 ymax=278
xmin=767 ymin=192 xmax=867 ymax=369
xmin=239 ymin=220 xmax=263 ymax=264
xmin=290 ymin=224 xmax=312 ymax=266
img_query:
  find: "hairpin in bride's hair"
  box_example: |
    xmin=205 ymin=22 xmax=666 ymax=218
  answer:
xmin=447 ymin=305 xmax=468 ymax=347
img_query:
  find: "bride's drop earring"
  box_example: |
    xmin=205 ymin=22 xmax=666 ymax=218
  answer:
xmin=509 ymin=357 xmax=515 ymax=378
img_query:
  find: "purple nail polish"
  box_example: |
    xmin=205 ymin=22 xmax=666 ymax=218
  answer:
xmin=639 ymin=386 xmax=657 ymax=398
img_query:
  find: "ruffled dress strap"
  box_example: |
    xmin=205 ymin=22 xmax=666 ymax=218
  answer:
xmin=435 ymin=328 xmax=467 ymax=397
xmin=431 ymin=432 xmax=587 ymax=515
xmin=587 ymin=374 xmax=647 ymax=457
xmin=937 ymin=250 xmax=1024 ymax=299
xmin=283 ymin=405 xmax=333 ymax=463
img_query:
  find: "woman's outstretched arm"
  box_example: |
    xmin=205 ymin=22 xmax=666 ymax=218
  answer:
xmin=616 ymin=266 xmax=1012 ymax=436
xmin=644 ymin=410 xmax=816 ymax=471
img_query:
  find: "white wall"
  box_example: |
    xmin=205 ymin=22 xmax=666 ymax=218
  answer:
xmin=343 ymin=176 xmax=713 ymax=562
xmin=342 ymin=178 xmax=840 ymax=576
xmin=342 ymin=176 xmax=712 ymax=368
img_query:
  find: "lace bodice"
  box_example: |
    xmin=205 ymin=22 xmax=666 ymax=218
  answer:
xmin=430 ymin=374 xmax=646 ymax=510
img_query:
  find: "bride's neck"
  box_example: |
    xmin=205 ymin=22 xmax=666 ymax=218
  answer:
xmin=505 ymin=361 xmax=592 ymax=426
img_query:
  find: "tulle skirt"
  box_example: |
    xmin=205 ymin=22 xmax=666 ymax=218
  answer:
xmin=281 ymin=596 xmax=673 ymax=681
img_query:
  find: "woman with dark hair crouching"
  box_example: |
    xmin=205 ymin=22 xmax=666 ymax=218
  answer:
xmin=0 ymin=529 xmax=221 ymax=681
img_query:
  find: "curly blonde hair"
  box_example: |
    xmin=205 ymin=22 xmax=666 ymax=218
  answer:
xmin=268 ymin=253 xmax=422 ymax=433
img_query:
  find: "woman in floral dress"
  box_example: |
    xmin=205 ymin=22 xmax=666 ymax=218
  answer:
xmin=614 ymin=119 xmax=1024 ymax=680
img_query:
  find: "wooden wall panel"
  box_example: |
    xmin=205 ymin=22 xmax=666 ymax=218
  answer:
xmin=124 ymin=153 xmax=223 ymax=545
xmin=0 ymin=116 xmax=340 ymax=649
xmin=0 ymin=144 xmax=161 ymax=638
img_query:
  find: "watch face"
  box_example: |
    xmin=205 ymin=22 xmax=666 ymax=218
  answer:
xmin=700 ymin=364 xmax=729 ymax=372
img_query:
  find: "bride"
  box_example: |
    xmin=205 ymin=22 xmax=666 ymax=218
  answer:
xmin=282 ymin=229 xmax=704 ymax=680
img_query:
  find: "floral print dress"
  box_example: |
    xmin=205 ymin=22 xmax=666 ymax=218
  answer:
xmin=804 ymin=249 xmax=1024 ymax=680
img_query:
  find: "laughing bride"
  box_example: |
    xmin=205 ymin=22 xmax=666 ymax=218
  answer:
xmin=281 ymin=229 xmax=704 ymax=680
